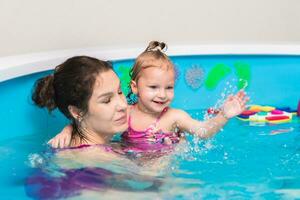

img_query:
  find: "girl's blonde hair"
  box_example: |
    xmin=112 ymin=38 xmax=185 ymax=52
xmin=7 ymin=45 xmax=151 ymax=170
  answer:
xmin=126 ymin=41 xmax=174 ymax=104
xmin=130 ymin=41 xmax=174 ymax=83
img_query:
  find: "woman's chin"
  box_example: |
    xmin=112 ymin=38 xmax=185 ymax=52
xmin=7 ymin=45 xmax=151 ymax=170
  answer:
xmin=113 ymin=123 xmax=128 ymax=133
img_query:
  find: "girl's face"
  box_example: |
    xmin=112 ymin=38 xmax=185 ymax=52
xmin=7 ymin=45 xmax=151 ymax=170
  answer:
xmin=132 ymin=66 xmax=175 ymax=114
xmin=82 ymin=70 xmax=128 ymax=138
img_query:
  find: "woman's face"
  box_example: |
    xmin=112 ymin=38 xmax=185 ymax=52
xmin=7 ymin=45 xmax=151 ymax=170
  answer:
xmin=82 ymin=70 xmax=128 ymax=138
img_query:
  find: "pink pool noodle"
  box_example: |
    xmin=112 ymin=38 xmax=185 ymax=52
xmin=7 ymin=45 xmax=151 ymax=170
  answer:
xmin=271 ymin=110 xmax=283 ymax=115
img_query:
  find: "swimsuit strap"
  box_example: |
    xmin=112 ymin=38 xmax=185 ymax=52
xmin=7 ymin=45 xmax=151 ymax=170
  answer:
xmin=153 ymin=107 xmax=169 ymax=127
xmin=127 ymin=105 xmax=135 ymax=129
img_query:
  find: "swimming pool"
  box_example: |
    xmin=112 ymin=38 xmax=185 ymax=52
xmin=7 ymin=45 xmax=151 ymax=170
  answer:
xmin=1 ymin=46 xmax=300 ymax=199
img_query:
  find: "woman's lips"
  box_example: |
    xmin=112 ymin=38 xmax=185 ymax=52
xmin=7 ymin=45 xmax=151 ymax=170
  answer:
xmin=115 ymin=115 xmax=127 ymax=124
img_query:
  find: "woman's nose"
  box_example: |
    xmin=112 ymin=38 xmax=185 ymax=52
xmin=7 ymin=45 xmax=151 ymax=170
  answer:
xmin=116 ymin=93 xmax=128 ymax=111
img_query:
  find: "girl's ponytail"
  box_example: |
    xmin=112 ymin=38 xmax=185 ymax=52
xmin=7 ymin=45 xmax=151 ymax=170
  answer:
xmin=145 ymin=41 xmax=167 ymax=52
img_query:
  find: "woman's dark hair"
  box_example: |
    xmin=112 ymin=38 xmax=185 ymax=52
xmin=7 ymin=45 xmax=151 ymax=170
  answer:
xmin=32 ymin=56 xmax=113 ymax=141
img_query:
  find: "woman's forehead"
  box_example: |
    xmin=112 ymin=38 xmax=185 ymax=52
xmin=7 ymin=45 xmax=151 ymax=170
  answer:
xmin=93 ymin=70 xmax=120 ymax=93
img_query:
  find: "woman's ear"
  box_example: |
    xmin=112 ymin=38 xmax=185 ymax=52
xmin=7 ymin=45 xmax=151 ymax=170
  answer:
xmin=130 ymin=80 xmax=138 ymax=94
xmin=68 ymin=105 xmax=82 ymax=121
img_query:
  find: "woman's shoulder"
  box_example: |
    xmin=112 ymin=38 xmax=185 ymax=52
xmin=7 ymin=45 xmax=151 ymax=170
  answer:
xmin=55 ymin=144 xmax=124 ymax=164
xmin=53 ymin=144 xmax=139 ymax=170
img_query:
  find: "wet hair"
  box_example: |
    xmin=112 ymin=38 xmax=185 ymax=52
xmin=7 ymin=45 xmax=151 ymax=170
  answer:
xmin=32 ymin=56 xmax=113 ymax=141
xmin=127 ymin=41 xmax=174 ymax=103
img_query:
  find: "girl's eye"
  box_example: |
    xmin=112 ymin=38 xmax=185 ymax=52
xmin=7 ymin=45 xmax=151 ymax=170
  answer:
xmin=118 ymin=89 xmax=123 ymax=94
xmin=166 ymin=86 xmax=174 ymax=90
xmin=149 ymin=85 xmax=158 ymax=89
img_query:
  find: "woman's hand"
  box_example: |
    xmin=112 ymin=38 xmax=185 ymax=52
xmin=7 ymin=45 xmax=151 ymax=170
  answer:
xmin=222 ymin=90 xmax=249 ymax=118
xmin=47 ymin=125 xmax=73 ymax=148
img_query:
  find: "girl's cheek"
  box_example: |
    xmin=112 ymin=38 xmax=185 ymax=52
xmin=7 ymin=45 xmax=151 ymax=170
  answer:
xmin=168 ymin=90 xmax=174 ymax=96
xmin=145 ymin=89 xmax=156 ymax=95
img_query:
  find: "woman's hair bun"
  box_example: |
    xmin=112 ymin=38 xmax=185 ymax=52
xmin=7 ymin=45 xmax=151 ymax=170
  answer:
xmin=32 ymin=74 xmax=56 ymax=111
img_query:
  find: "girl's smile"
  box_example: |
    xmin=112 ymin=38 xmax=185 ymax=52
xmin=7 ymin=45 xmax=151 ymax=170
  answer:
xmin=131 ymin=66 xmax=175 ymax=114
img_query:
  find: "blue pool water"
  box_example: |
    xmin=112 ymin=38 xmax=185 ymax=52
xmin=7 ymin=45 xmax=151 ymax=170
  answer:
xmin=1 ymin=55 xmax=300 ymax=199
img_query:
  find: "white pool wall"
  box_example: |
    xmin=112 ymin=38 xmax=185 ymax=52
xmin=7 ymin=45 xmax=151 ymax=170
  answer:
xmin=1 ymin=44 xmax=300 ymax=82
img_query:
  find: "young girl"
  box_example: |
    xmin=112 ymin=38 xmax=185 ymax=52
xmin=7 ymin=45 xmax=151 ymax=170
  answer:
xmin=49 ymin=41 xmax=248 ymax=150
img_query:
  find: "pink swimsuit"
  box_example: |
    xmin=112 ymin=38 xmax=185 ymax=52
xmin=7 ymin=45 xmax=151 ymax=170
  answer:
xmin=121 ymin=107 xmax=180 ymax=152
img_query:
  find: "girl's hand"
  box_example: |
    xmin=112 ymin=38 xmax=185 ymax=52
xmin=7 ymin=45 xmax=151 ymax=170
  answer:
xmin=222 ymin=90 xmax=249 ymax=118
xmin=47 ymin=125 xmax=73 ymax=148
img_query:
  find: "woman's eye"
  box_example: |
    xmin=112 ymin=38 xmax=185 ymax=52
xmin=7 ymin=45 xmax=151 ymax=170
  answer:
xmin=101 ymin=98 xmax=111 ymax=104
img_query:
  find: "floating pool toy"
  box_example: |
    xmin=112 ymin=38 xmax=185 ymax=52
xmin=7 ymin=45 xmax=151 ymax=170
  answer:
xmin=185 ymin=65 xmax=204 ymax=90
xmin=204 ymin=63 xmax=231 ymax=90
xmin=233 ymin=62 xmax=251 ymax=90
xmin=237 ymin=105 xmax=297 ymax=124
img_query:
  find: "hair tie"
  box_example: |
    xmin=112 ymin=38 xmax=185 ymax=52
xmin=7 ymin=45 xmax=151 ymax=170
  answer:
xmin=151 ymin=46 xmax=162 ymax=52
xmin=148 ymin=45 xmax=167 ymax=52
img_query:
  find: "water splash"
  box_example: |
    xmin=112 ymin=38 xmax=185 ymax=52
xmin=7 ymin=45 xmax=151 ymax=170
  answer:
xmin=204 ymin=78 xmax=239 ymax=120
xmin=27 ymin=153 xmax=46 ymax=168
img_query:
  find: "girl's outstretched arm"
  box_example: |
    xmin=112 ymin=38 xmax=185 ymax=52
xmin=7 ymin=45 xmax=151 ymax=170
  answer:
xmin=48 ymin=125 xmax=73 ymax=148
xmin=175 ymin=90 xmax=249 ymax=138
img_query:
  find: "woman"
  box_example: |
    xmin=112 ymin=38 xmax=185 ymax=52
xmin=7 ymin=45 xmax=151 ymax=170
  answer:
xmin=33 ymin=56 xmax=128 ymax=147
xmin=28 ymin=56 xmax=161 ymax=199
